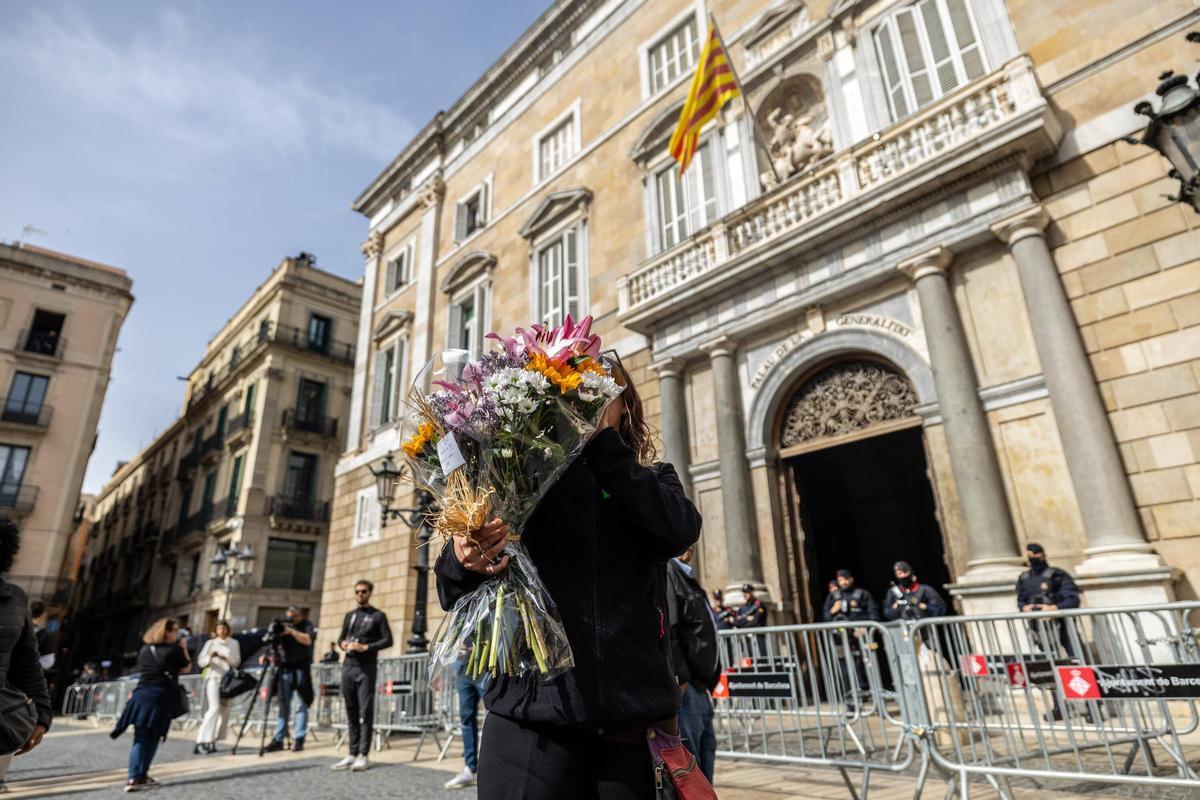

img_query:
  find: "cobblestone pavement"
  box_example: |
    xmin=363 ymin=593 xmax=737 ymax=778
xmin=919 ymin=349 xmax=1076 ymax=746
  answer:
xmin=5 ymin=723 xmax=472 ymax=799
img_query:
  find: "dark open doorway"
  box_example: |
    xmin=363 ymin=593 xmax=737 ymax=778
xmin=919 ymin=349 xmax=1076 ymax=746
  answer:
xmin=788 ymin=425 xmax=950 ymax=621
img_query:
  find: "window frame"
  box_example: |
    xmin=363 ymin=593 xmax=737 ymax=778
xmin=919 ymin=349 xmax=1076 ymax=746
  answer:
xmin=640 ymin=9 xmax=703 ymax=99
xmin=0 ymin=444 xmax=31 ymax=505
xmin=532 ymin=99 xmax=582 ymax=184
xmin=368 ymin=336 xmax=407 ymax=431
xmin=5 ymin=372 xmax=50 ymax=422
xmin=262 ymin=537 xmax=317 ymax=590
xmin=447 ymin=274 xmax=492 ymax=359
xmin=383 ymin=239 xmax=416 ymax=297
xmin=870 ymin=0 xmax=988 ymax=123
xmin=454 ymin=176 xmax=494 ymax=244
xmin=530 ymin=219 xmax=588 ymax=329
xmin=352 ymin=485 xmax=381 ymax=547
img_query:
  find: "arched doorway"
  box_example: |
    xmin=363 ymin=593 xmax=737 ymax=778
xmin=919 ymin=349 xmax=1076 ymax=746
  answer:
xmin=777 ymin=358 xmax=950 ymax=621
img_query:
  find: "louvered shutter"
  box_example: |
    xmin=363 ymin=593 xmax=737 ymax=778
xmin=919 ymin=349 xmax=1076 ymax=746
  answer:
xmin=896 ymin=9 xmax=933 ymax=108
xmin=455 ymin=203 xmax=468 ymax=242
xmin=479 ymin=184 xmax=489 ymax=226
xmin=564 ymin=228 xmax=580 ymax=321
xmin=391 ymin=340 xmax=406 ymax=421
xmin=447 ymin=303 xmax=464 ymax=350
xmin=384 ymin=258 xmax=397 ymax=293
xmin=369 ymin=350 xmax=387 ymax=429
xmin=919 ymin=0 xmax=958 ymax=95
xmin=875 ymin=24 xmax=910 ymax=119
xmin=946 ymin=0 xmax=985 ymax=80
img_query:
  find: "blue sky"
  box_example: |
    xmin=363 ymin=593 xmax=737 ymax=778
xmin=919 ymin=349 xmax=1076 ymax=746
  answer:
xmin=0 ymin=1 xmax=550 ymax=492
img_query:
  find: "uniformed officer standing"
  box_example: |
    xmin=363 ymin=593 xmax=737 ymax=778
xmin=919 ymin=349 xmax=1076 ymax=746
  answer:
xmin=823 ymin=569 xmax=879 ymax=702
xmin=882 ymin=562 xmax=948 ymax=621
xmin=733 ymin=584 xmax=768 ymax=628
xmin=1016 ymin=542 xmax=1080 ymax=656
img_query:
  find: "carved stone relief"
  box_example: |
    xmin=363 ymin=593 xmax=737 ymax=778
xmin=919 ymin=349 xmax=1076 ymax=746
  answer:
xmin=757 ymin=77 xmax=833 ymax=189
xmin=780 ymin=360 xmax=918 ymax=448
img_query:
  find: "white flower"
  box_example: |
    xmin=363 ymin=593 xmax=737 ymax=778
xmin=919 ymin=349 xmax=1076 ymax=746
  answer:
xmin=501 ymin=448 xmax=513 ymax=458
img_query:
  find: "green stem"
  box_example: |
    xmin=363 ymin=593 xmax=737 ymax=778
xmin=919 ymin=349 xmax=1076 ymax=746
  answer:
xmin=489 ymin=584 xmax=506 ymax=674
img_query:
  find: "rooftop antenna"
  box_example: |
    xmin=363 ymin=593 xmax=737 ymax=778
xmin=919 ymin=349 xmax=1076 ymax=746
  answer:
xmin=17 ymin=224 xmax=48 ymax=245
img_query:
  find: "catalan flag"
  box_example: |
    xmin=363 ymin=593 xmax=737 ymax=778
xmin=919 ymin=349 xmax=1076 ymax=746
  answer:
xmin=669 ymin=23 xmax=741 ymax=174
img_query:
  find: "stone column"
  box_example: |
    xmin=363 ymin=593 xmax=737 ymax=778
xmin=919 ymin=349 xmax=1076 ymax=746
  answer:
xmin=992 ymin=207 xmax=1173 ymax=601
xmin=701 ymin=336 xmax=763 ymax=592
xmin=653 ymin=358 xmax=692 ymax=498
xmin=898 ymin=248 xmax=1023 ymax=597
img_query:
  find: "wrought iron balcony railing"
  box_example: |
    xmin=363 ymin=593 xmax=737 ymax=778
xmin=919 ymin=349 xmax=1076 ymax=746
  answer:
xmin=17 ymin=328 xmax=66 ymax=359
xmin=0 ymin=398 xmax=52 ymax=428
xmin=281 ymin=409 xmax=338 ymax=437
xmin=267 ymin=495 xmax=330 ymax=522
xmin=0 ymin=484 xmax=38 ymax=513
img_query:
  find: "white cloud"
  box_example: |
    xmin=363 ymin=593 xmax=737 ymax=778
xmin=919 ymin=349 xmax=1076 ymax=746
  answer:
xmin=0 ymin=8 xmax=413 ymax=162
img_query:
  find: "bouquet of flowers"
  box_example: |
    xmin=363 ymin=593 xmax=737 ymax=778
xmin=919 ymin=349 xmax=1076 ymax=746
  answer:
xmin=399 ymin=315 xmax=623 ymax=685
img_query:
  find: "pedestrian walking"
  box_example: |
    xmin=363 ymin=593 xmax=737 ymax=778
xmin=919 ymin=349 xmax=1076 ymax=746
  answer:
xmin=435 ymin=353 xmax=703 ymax=800
xmin=882 ymin=561 xmax=947 ymax=620
xmin=262 ymin=606 xmax=315 ymax=753
xmin=0 ymin=518 xmax=52 ymax=795
xmin=666 ymin=547 xmax=720 ymax=783
xmin=111 ymin=617 xmax=192 ymax=792
xmin=193 ymin=620 xmax=240 ymax=754
xmin=330 ymin=581 xmax=391 ymax=772
xmin=823 ymin=569 xmax=879 ymax=705
xmin=444 ymin=645 xmax=484 ymax=789
xmin=29 ymin=600 xmax=54 ymax=672
xmin=733 ymin=584 xmax=768 ymax=628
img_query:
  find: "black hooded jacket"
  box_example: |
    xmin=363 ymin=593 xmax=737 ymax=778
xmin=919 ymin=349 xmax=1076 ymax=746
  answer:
xmin=434 ymin=428 xmax=702 ymax=735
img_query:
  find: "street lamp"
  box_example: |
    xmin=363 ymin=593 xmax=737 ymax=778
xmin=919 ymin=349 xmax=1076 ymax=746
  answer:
xmin=210 ymin=541 xmax=256 ymax=622
xmin=1125 ymin=32 xmax=1200 ymax=212
xmin=368 ymin=453 xmax=439 ymax=653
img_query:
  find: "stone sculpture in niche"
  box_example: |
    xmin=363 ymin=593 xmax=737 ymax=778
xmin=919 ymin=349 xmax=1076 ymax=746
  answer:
xmin=780 ymin=360 xmax=918 ymax=448
xmin=760 ymin=106 xmax=833 ymax=188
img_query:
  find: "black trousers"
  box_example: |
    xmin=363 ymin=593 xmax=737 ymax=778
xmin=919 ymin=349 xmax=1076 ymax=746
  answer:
xmin=341 ymin=662 xmax=376 ymax=756
xmin=478 ymin=713 xmax=655 ymax=800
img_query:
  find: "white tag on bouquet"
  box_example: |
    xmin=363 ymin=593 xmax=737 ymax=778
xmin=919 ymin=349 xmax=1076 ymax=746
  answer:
xmin=438 ymin=433 xmax=466 ymax=476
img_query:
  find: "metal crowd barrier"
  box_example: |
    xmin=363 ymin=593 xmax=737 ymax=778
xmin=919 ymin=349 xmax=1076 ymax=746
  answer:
xmin=369 ymin=654 xmax=449 ymax=758
xmin=908 ymin=602 xmax=1200 ymax=797
xmin=713 ymin=621 xmax=916 ymax=798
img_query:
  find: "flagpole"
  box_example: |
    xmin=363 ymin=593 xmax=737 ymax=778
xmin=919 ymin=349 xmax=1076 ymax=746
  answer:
xmin=708 ymin=9 xmax=782 ymax=185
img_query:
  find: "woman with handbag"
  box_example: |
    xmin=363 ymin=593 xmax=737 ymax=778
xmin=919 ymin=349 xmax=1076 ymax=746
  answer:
xmin=0 ymin=518 xmax=52 ymax=794
xmin=111 ymin=617 xmax=191 ymax=792
xmin=193 ymin=620 xmax=241 ymax=754
xmin=435 ymin=354 xmax=708 ymax=799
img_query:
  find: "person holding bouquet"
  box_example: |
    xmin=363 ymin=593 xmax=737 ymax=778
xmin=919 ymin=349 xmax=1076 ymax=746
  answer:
xmin=434 ymin=353 xmax=702 ymax=800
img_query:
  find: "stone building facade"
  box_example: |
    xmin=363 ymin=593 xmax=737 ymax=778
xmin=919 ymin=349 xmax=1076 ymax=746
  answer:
xmin=72 ymin=255 xmax=359 ymax=663
xmin=323 ymin=0 xmax=1200 ymax=638
xmin=0 ymin=242 xmax=133 ymax=620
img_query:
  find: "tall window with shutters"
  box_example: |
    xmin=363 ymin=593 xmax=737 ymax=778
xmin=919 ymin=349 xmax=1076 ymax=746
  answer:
xmin=368 ymin=338 xmax=406 ymax=430
xmin=538 ymin=115 xmax=578 ymax=182
xmin=353 ymin=485 xmax=381 ymax=546
xmin=647 ymin=17 xmax=700 ymax=96
xmin=384 ymin=244 xmax=413 ymax=294
xmin=454 ymin=185 xmax=488 ymax=243
xmin=873 ymin=0 xmax=987 ymax=122
xmin=654 ymin=142 xmax=718 ymax=252
xmin=535 ymin=225 xmax=585 ymax=328
xmin=448 ymin=279 xmax=491 ymax=358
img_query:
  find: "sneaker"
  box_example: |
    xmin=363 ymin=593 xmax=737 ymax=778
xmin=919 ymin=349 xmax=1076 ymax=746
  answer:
xmin=124 ymin=778 xmax=151 ymax=793
xmin=330 ymin=756 xmax=356 ymax=771
xmin=292 ymin=737 xmax=305 ymax=752
xmin=444 ymin=768 xmax=477 ymax=789
xmin=264 ymin=739 xmax=285 ymax=753
xmin=350 ymin=755 xmax=369 ymax=772
xmin=143 ymin=777 xmax=160 ymax=786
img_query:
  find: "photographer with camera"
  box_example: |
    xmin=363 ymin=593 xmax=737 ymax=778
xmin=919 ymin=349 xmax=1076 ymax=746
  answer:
xmin=330 ymin=580 xmax=392 ymax=773
xmin=882 ymin=561 xmax=947 ymax=621
xmin=824 ymin=569 xmax=878 ymax=707
xmin=262 ymin=606 xmax=315 ymax=753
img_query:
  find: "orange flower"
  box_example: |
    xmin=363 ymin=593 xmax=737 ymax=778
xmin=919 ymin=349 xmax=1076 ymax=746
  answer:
xmin=526 ymin=351 xmax=583 ymax=393
xmin=402 ymin=421 xmax=436 ymax=458
xmin=576 ymin=357 xmax=607 ymax=376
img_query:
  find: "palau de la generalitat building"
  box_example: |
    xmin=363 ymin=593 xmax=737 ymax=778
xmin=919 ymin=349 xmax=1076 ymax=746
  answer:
xmin=321 ymin=0 xmax=1200 ymax=637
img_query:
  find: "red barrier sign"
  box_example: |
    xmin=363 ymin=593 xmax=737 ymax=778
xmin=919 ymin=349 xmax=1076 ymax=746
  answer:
xmin=1058 ymin=666 xmax=1101 ymax=700
xmin=961 ymin=654 xmax=988 ymax=676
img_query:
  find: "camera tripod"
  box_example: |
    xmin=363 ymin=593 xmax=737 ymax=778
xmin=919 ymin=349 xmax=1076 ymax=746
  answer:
xmin=232 ymin=641 xmax=290 ymax=757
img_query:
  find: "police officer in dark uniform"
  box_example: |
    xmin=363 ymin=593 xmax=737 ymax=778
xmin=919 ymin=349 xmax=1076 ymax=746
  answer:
xmin=882 ymin=561 xmax=948 ymax=621
xmin=733 ymin=584 xmax=768 ymax=628
xmin=824 ymin=569 xmax=879 ymax=703
xmin=711 ymin=589 xmax=735 ymax=630
xmin=1016 ymin=543 xmax=1080 ymax=654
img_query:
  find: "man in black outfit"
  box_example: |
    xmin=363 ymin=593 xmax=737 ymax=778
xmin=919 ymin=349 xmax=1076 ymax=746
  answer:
xmin=263 ymin=606 xmax=315 ymax=753
xmin=882 ymin=562 xmax=947 ymax=621
xmin=823 ymin=569 xmax=879 ymax=704
xmin=666 ymin=548 xmax=720 ymax=783
xmin=330 ymin=580 xmax=392 ymax=772
xmin=733 ymin=584 xmax=768 ymax=628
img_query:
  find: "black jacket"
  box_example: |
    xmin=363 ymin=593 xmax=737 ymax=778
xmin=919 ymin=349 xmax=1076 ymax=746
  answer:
xmin=1016 ymin=563 xmax=1080 ymax=611
xmin=666 ymin=560 xmax=720 ymax=692
xmin=882 ymin=582 xmax=948 ymax=620
xmin=338 ymin=605 xmax=393 ymax=667
xmin=0 ymin=582 xmax=52 ymax=730
xmin=733 ymin=599 xmax=767 ymax=628
xmin=823 ymin=586 xmax=879 ymax=623
xmin=435 ymin=428 xmax=701 ymax=734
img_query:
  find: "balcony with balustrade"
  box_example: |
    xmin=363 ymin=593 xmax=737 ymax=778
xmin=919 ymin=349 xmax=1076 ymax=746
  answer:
xmin=0 ymin=484 xmax=38 ymax=516
xmin=618 ymin=57 xmax=1060 ymax=330
xmin=0 ymin=398 xmax=52 ymax=431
